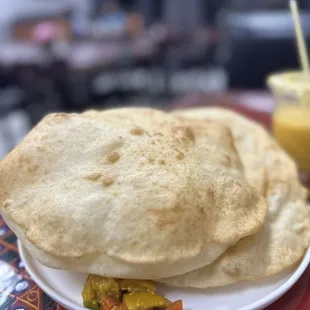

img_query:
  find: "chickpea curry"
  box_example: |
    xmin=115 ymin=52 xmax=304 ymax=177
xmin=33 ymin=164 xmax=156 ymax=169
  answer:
xmin=82 ymin=275 xmax=183 ymax=310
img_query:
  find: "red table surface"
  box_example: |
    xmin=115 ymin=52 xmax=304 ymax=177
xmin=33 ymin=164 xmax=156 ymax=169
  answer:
xmin=0 ymin=91 xmax=309 ymax=310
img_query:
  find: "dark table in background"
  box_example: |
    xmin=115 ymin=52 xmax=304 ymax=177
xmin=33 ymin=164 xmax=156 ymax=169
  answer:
xmin=0 ymin=91 xmax=309 ymax=310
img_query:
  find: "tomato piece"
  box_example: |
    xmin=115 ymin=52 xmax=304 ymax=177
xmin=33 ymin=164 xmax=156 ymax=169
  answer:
xmin=100 ymin=296 xmax=129 ymax=310
xmin=167 ymin=300 xmax=183 ymax=310
xmin=100 ymin=296 xmax=121 ymax=310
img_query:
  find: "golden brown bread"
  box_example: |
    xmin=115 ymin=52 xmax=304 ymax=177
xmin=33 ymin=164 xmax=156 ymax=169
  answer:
xmin=0 ymin=108 xmax=266 ymax=279
xmin=159 ymin=108 xmax=310 ymax=287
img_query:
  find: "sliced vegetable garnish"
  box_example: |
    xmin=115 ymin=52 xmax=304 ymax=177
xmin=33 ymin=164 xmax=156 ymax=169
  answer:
xmin=167 ymin=300 xmax=183 ymax=310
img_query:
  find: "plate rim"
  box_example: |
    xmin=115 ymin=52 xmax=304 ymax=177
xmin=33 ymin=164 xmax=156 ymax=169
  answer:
xmin=18 ymin=240 xmax=86 ymax=310
xmin=240 ymin=245 xmax=310 ymax=310
xmin=18 ymin=240 xmax=310 ymax=310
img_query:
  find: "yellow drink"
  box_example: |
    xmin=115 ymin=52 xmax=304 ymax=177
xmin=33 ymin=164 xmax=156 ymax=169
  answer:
xmin=273 ymin=105 xmax=310 ymax=171
xmin=268 ymin=71 xmax=310 ymax=172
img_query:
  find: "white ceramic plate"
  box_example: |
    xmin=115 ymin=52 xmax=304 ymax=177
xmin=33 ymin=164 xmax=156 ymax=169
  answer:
xmin=18 ymin=240 xmax=310 ymax=310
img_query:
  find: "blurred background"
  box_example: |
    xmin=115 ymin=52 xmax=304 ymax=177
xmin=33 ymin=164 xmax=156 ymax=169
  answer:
xmin=0 ymin=0 xmax=309 ymax=158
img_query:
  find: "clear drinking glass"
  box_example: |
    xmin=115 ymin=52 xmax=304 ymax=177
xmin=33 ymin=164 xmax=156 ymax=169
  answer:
xmin=267 ymin=71 xmax=310 ymax=172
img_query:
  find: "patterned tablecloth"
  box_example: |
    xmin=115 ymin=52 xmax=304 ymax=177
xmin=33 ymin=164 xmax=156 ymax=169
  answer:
xmin=0 ymin=217 xmax=66 ymax=310
xmin=0 ymin=92 xmax=309 ymax=310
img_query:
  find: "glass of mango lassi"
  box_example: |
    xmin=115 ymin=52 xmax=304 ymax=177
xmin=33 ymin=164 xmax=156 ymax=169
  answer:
xmin=268 ymin=71 xmax=310 ymax=172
